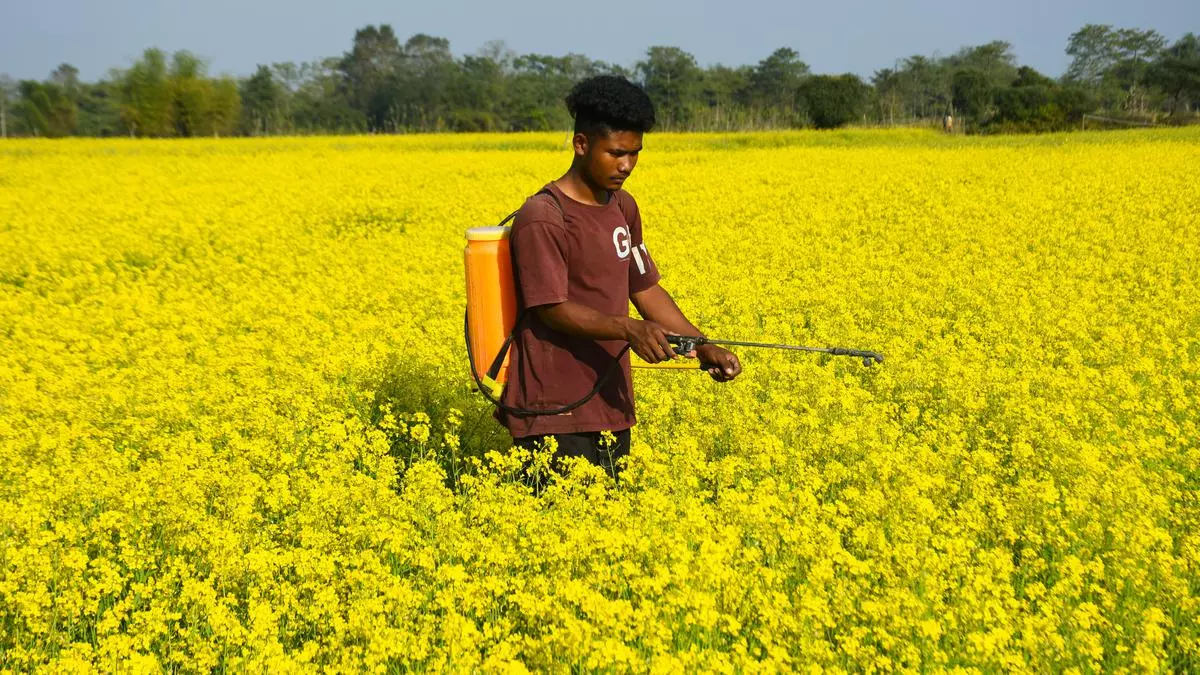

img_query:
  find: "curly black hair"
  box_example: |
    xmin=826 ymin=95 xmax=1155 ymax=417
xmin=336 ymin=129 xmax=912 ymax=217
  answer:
xmin=565 ymin=75 xmax=657 ymax=136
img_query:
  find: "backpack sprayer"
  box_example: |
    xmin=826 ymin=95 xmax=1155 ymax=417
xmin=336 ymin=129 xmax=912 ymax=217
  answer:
xmin=464 ymin=189 xmax=884 ymax=416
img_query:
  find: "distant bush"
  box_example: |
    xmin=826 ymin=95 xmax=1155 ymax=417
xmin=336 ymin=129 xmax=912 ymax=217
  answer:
xmin=799 ymin=74 xmax=871 ymax=129
xmin=987 ymin=67 xmax=1093 ymax=132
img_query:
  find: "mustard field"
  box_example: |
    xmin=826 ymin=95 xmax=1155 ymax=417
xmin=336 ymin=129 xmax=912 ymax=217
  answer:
xmin=1 ymin=129 xmax=1198 ymax=672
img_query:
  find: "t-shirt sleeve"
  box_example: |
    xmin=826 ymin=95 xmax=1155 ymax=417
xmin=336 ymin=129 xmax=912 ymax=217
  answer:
xmin=511 ymin=207 xmax=569 ymax=308
xmin=623 ymin=194 xmax=661 ymax=294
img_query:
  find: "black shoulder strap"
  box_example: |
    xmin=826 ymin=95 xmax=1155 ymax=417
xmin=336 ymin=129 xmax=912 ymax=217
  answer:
xmin=483 ymin=186 xmax=564 ymax=384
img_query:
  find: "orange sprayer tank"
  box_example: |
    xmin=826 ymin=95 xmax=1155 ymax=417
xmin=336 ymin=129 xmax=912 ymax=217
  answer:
xmin=465 ymin=226 xmax=517 ymax=398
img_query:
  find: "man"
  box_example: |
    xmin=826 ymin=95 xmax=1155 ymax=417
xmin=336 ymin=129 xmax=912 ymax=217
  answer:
xmin=494 ymin=74 xmax=742 ymax=480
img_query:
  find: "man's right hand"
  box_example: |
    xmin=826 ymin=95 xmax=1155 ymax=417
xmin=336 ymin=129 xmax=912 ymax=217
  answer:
xmin=621 ymin=318 xmax=678 ymax=363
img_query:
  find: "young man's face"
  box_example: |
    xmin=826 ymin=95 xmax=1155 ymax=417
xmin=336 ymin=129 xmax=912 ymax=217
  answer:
xmin=575 ymin=129 xmax=643 ymax=192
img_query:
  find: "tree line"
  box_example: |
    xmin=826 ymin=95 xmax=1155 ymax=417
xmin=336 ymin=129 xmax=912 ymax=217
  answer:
xmin=1 ymin=23 xmax=1197 ymax=138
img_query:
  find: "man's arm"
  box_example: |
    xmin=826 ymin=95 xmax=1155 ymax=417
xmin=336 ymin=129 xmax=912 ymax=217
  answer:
xmin=534 ymin=301 xmax=679 ymax=363
xmin=629 ymin=284 xmax=704 ymax=339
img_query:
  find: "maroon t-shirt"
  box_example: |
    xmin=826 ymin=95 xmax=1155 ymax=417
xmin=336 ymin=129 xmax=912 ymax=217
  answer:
xmin=494 ymin=182 xmax=661 ymax=438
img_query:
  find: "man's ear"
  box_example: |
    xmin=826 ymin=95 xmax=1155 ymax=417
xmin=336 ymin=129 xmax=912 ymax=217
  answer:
xmin=572 ymin=131 xmax=589 ymax=158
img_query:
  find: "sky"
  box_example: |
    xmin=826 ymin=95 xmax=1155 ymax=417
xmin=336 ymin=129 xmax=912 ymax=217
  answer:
xmin=2 ymin=0 xmax=1197 ymax=83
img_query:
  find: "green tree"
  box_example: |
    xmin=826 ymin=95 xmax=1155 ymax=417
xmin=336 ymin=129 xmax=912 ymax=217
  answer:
xmin=991 ymin=66 xmax=1091 ymax=132
xmin=800 ymin=74 xmax=870 ymax=128
xmin=293 ymin=58 xmax=365 ymax=133
xmin=1013 ymin=65 xmax=1056 ymax=89
xmin=450 ymin=40 xmax=517 ymax=130
xmin=1146 ymin=33 xmax=1200 ymax=116
xmin=395 ymin=33 xmax=458 ymax=131
xmin=694 ymin=64 xmax=753 ymax=130
xmin=748 ymin=47 xmax=809 ymax=125
xmin=170 ymin=51 xmax=211 ymax=137
xmin=338 ymin=24 xmax=403 ymax=130
xmin=15 ymin=80 xmax=78 ymax=137
xmin=241 ymin=65 xmax=284 ymax=134
xmin=951 ymin=69 xmax=994 ymax=124
xmin=453 ymin=46 xmax=509 ymax=131
xmin=507 ymin=54 xmax=571 ymax=131
xmin=206 ymin=77 xmax=240 ymax=136
xmin=118 ymin=48 xmax=173 ymax=136
xmin=1066 ymin=24 xmax=1121 ymax=87
xmin=268 ymin=61 xmax=313 ymax=132
xmin=1066 ymin=24 xmax=1166 ymax=112
xmin=947 ymin=41 xmax=1018 ymax=91
xmin=1110 ymin=28 xmax=1167 ymax=113
xmin=636 ymin=46 xmax=701 ymax=130
xmin=50 ymin=64 xmax=82 ymax=107
xmin=699 ymin=64 xmax=751 ymax=108
xmin=871 ymin=68 xmax=905 ymax=124
xmin=76 ymin=79 xmax=123 ymax=136
xmin=897 ymin=55 xmax=951 ymax=119
xmin=507 ymin=53 xmax=611 ymax=131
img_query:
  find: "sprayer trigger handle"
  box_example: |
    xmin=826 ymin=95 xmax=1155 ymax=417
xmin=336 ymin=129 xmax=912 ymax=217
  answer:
xmin=666 ymin=335 xmax=705 ymax=357
xmin=665 ymin=336 xmax=687 ymax=356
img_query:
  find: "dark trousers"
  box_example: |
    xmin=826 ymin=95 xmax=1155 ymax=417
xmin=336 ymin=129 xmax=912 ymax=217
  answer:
xmin=513 ymin=428 xmax=631 ymax=482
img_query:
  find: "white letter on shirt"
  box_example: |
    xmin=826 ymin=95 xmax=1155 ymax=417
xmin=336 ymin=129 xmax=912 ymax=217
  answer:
xmin=612 ymin=226 xmax=631 ymax=259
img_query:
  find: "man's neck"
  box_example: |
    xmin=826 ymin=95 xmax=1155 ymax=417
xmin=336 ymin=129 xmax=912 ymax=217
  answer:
xmin=556 ymin=167 xmax=611 ymax=206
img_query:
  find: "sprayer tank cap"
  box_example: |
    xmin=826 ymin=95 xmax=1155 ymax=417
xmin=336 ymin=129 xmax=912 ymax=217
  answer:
xmin=466 ymin=226 xmax=511 ymax=241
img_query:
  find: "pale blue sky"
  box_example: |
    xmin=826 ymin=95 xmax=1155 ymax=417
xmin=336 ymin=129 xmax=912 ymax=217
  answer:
xmin=2 ymin=0 xmax=1196 ymax=82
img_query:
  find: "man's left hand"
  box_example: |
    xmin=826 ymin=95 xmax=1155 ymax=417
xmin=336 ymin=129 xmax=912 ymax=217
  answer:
xmin=691 ymin=344 xmax=742 ymax=382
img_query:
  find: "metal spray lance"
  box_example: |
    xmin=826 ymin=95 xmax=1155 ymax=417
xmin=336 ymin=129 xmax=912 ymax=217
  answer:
xmin=666 ymin=335 xmax=884 ymax=368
